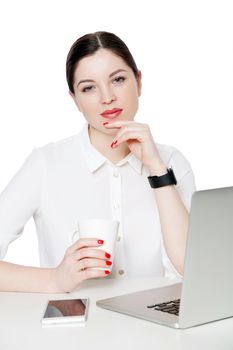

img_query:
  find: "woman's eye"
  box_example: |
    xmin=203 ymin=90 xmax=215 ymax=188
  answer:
xmin=82 ymin=85 xmax=93 ymax=93
xmin=81 ymin=76 xmax=125 ymax=93
xmin=113 ymin=76 xmax=125 ymax=83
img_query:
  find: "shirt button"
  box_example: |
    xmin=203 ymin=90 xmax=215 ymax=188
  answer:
xmin=113 ymin=202 xmax=120 ymax=209
xmin=113 ymin=171 xmax=119 ymax=177
xmin=118 ymin=269 xmax=125 ymax=275
xmin=117 ymin=236 xmax=122 ymax=242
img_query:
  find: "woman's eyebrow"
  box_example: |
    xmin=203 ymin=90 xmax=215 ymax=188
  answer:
xmin=77 ymin=69 xmax=127 ymax=87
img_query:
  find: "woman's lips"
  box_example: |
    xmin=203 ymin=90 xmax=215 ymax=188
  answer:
xmin=101 ymin=110 xmax=123 ymax=119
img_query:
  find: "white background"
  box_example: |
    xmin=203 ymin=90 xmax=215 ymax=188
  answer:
xmin=0 ymin=0 xmax=232 ymax=266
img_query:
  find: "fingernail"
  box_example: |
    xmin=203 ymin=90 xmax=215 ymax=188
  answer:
xmin=103 ymin=122 xmax=109 ymax=126
xmin=105 ymin=253 xmax=111 ymax=259
xmin=106 ymin=260 xmax=112 ymax=266
xmin=110 ymin=141 xmax=117 ymax=148
xmin=97 ymin=239 xmax=104 ymax=245
xmin=105 ymin=270 xmax=110 ymax=275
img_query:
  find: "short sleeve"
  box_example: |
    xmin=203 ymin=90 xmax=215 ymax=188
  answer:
xmin=0 ymin=148 xmax=44 ymax=259
xmin=160 ymin=147 xmax=196 ymax=278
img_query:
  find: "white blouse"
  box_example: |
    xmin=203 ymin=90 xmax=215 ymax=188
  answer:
xmin=0 ymin=122 xmax=196 ymax=279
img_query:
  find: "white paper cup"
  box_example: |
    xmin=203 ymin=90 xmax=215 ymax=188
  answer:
xmin=72 ymin=219 xmax=119 ymax=271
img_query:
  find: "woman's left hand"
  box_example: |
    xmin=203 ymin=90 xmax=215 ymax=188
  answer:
xmin=103 ymin=120 xmax=166 ymax=173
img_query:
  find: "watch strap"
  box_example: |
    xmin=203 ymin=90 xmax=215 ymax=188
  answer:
xmin=147 ymin=168 xmax=177 ymax=188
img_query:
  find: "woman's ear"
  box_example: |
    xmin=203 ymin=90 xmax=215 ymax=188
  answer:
xmin=69 ymin=90 xmax=82 ymax=112
xmin=137 ymin=70 xmax=142 ymax=97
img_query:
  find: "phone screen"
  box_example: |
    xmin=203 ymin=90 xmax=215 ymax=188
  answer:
xmin=41 ymin=298 xmax=89 ymax=325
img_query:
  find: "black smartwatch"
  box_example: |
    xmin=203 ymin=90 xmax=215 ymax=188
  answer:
xmin=147 ymin=168 xmax=177 ymax=188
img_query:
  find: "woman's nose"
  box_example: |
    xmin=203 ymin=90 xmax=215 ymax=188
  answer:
xmin=100 ymin=87 xmax=116 ymax=104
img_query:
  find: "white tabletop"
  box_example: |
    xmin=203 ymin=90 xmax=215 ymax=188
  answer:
xmin=1 ymin=277 xmax=233 ymax=350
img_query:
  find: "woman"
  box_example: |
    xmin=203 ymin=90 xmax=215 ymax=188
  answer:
xmin=0 ymin=31 xmax=196 ymax=293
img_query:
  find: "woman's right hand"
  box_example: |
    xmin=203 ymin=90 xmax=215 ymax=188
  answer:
xmin=51 ymin=238 xmax=112 ymax=293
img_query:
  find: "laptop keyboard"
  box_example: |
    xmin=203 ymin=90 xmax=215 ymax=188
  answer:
xmin=147 ymin=299 xmax=180 ymax=316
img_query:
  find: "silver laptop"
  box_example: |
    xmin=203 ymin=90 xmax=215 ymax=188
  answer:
xmin=96 ymin=186 xmax=233 ymax=329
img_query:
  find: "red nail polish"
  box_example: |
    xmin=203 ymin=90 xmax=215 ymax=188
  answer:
xmin=111 ymin=140 xmax=117 ymax=148
xmin=103 ymin=122 xmax=109 ymax=126
xmin=106 ymin=260 xmax=112 ymax=266
xmin=105 ymin=270 xmax=110 ymax=275
xmin=105 ymin=253 xmax=111 ymax=259
xmin=97 ymin=239 xmax=104 ymax=245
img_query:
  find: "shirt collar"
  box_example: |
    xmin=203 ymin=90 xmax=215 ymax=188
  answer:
xmin=78 ymin=122 xmax=143 ymax=175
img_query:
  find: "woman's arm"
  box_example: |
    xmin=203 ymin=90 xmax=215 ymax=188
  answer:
xmin=0 ymin=238 xmax=111 ymax=293
xmin=103 ymin=120 xmax=194 ymax=275
xmin=0 ymin=260 xmax=57 ymax=293
xmin=148 ymin=164 xmax=188 ymax=275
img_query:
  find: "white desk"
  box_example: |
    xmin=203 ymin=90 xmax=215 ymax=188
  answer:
xmin=1 ymin=277 xmax=233 ymax=350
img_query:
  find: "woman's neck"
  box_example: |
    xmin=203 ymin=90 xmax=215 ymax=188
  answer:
xmin=88 ymin=124 xmax=131 ymax=165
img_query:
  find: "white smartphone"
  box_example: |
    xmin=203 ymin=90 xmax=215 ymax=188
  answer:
xmin=41 ymin=298 xmax=89 ymax=326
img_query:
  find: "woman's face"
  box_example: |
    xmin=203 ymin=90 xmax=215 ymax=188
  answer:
xmin=70 ymin=48 xmax=142 ymax=132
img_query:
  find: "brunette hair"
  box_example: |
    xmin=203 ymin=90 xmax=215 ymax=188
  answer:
xmin=66 ymin=31 xmax=139 ymax=94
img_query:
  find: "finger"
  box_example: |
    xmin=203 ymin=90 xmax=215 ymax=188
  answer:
xmin=75 ymin=247 xmax=111 ymax=261
xmin=103 ymin=120 xmax=136 ymax=128
xmin=78 ymin=258 xmax=112 ymax=271
xmin=112 ymin=127 xmax=142 ymax=144
xmin=80 ymin=268 xmax=110 ymax=281
xmin=112 ymin=131 xmax=145 ymax=147
xmin=68 ymin=238 xmax=104 ymax=254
